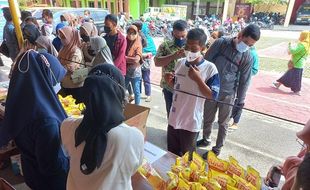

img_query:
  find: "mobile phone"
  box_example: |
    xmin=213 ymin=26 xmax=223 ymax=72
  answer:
xmin=268 ymin=166 xmax=281 ymax=188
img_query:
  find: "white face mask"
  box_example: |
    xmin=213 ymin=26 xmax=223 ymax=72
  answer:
xmin=185 ymin=51 xmax=201 ymax=62
xmin=53 ymin=83 xmax=61 ymax=94
xmin=236 ymin=41 xmax=249 ymax=53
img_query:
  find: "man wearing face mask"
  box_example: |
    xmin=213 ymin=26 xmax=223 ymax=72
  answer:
xmin=154 ymin=20 xmax=188 ymax=118
xmin=197 ymin=24 xmax=261 ymax=157
xmin=103 ymin=14 xmax=127 ymax=76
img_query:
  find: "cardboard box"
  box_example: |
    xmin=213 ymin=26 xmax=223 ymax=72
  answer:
xmin=124 ymin=104 xmax=150 ymax=138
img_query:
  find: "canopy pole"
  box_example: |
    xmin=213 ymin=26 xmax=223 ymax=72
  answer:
xmin=8 ymin=0 xmax=23 ymax=49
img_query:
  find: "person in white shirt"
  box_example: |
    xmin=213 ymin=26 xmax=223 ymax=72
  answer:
xmin=165 ymin=28 xmax=220 ymax=156
xmin=41 ymin=9 xmax=55 ymax=41
xmin=61 ymin=64 xmax=144 ymax=190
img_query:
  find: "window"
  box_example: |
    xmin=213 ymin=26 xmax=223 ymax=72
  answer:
xmin=93 ymin=10 xmax=108 ymax=22
xmin=89 ymin=1 xmax=94 ymax=7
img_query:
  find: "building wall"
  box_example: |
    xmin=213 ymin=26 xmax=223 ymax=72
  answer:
xmin=129 ymin=0 xmax=140 ymax=18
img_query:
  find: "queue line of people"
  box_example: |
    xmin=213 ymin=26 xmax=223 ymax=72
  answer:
xmin=0 ymin=7 xmax=309 ymax=190
xmin=0 ymin=10 xmax=146 ymax=190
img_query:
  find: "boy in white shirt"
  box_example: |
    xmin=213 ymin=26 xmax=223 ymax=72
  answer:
xmin=165 ymin=28 xmax=220 ymax=156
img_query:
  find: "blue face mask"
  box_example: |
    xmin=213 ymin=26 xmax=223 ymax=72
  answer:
xmin=174 ymin=38 xmax=186 ymax=48
xmin=236 ymin=41 xmax=249 ymax=53
xmin=37 ymin=48 xmax=48 ymax=54
xmin=62 ymin=21 xmax=69 ymax=26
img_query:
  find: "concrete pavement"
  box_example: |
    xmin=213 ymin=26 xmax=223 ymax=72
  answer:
xmin=273 ymin=25 xmax=310 ymax=32
xmin=140 ymin=84 xmax=303 ymax=179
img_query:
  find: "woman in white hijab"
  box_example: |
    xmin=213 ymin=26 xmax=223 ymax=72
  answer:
xmin=89 ymin=37 xmax=113 ymax=66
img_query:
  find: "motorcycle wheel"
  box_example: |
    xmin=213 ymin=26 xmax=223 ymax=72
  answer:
xmin=269 ymin=24 xmax=274 ymax=30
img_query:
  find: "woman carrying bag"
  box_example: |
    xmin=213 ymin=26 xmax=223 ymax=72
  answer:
xmin=58 ymin=26 xmax=85 ymax=103
xmin=273 ymin=31 xmax=310 ymax=95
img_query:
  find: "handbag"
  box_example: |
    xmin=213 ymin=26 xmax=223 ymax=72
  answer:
xmin=287 ymin=60 xmax=294 ymax=70
xmin=288 ymin=52 xmax=306 ymax=70
xmin=71 ymin=67 xmax=90 ymax=84
xmin=141 ymin=58 xmax=152 ymax=71
xmin=0 ymin=41 xmax=10 ymax=58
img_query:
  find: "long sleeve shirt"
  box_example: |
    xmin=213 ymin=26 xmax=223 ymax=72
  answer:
xmin=289 ymin=42 xmax=308 ymax=69
xmin=3 ymin=22 xmax=19 ymax=61
xmin=205 ymin=37 xmax=253 ymax=104
xmin=104 ymin=31 xmax=127 ymax=76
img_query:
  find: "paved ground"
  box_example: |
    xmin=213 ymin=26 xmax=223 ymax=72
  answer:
xmin=139 ymin=85 xmax=302 ymax=185
xmin=151 ymin=30 xmax=310 ymax=125
xmin=273 ymin=25 xmax=310 ymax=32
xmin=0 ymin=29 xmax=308 ymax=189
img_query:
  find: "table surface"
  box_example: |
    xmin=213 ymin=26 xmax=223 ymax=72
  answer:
xmin=132 ymin=151 xmax=177 ymax=190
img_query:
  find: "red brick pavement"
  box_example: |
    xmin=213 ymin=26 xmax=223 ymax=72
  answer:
xmin=150 ymin=63 xmax=310 ymax=125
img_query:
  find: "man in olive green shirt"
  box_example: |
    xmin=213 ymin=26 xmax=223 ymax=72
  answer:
xmin=154 ymin=20 xmax=188 ymax=117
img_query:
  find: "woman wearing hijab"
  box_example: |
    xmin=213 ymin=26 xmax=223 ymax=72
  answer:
xmin=58 ymin=26 xmax=85 ymax=103
xmin=22 ymin=23 xmax=41 ymax=50
xmin=273 ymin=31 xmax=310 ymax=95
xmin=36 ymin=35 xmax=58 ymax=57
xmin=80 ymin=22 xmax=98 ymax=63
xmin=89 ymin=36 xmax=113 ymax=66
xmin=125 ymin=25 xmax=143 ymax=105
xmin=140 ymin=23 xmax=157 ymax=102
xmin=265 ymin=119 xmax=310 ymax=189
xmin=61 ymin=64 xmax=144 ymax=190
xmin=53 ymin=23 xmax=66 ymax=52
xmin=0 ymin=50 xmax=68 ymax=190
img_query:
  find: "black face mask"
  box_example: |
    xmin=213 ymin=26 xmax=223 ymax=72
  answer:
xmin=104 ymin=26 xmax=112 ymax=34
xmin=81 ymin=34 xmax=90 ymax=42
xmin=88 ymin=49 xmax=96 ymax=56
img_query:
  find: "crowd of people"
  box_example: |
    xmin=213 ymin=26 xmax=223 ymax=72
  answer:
xmin=0 ymin=6 xmax=309 ymax=190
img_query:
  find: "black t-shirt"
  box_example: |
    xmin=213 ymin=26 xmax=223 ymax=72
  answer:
xmin=104 ymin=34 xmax=118 ymax=58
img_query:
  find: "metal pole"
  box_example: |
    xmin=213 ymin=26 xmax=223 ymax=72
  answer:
xmin=8 ymin=0 xmax=23 ymax=49
xmin=196 ymin=0 xmax=200 ymax=18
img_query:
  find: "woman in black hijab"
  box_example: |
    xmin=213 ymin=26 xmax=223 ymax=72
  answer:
xmin=61 ymin=63 xmax=144 ymax=190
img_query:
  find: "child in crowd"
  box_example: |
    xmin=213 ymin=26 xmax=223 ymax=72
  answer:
xmin=41 ymin=9 xmax=54 ymax=40
xmin=165 ymin=28 xmax=220 ymax=156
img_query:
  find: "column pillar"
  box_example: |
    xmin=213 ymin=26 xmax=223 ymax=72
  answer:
xmin=284 ymin=0 xmax=295 ymax=27
xmin=222 ymin=0 xmax=229 ymax=23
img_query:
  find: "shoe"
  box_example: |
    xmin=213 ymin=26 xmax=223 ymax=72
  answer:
xmin=145 ymin=96 xmax=152 ymax=102
xmin=293 ymin=91 xmax=301 ymax=96
xmin=228 ymin=123 xmax=239 ymax=131
xmin=272 ymin=82 xmax=280 ymax=89
xmin=202 ymin=149 xmax=220 ymax=160
xmin=196 ymin=139 xmax=211 ymax=147
xmin=128 ymin=95 xmax=134 ymax=103
xmin=140 ymin=96 xmax=147 ymax=99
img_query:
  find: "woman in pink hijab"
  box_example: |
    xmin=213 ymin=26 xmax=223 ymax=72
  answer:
xmin=58 ymin=26 xmax=85 ymax=103
xmin=265 ymin=119 xmax=310 ymax=189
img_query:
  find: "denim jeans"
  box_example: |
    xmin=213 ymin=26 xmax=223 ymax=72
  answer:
xmin=163 ymin=88 xmax=173 ymax=118
xmin=141 ymin=69 xmax=151 ymax=96
xmin=125 ymin=76 xmax=141 ymax=105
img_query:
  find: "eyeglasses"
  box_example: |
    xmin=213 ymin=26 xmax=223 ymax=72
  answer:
xmin=296 ymin=138 xmax=306 ymax=149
